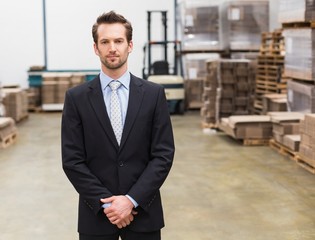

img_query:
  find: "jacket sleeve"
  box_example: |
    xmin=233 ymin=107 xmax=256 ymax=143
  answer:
xmin=127 ymin=86 xmax=175 ymax=211
xmin=61 ymin=90 xmax=112 ymax=215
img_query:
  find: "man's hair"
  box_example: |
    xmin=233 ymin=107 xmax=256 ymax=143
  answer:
xmin=92 ymin=11 xmax=133 ymax=43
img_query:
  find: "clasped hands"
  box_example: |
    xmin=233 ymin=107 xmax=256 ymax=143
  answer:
xmin=100 ymin=195 xmax=138 ymax=229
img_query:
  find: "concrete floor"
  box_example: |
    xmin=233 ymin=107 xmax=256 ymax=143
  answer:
xmin=1 ymin=111 xmax=315 ymax=240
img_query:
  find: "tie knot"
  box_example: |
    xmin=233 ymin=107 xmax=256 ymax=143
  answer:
xmin=109 ymin=81 xmax=122 ymax=91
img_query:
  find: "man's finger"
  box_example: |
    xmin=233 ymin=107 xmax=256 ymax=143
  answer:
xmin=100 ymin=196 xmax=114 ymax=203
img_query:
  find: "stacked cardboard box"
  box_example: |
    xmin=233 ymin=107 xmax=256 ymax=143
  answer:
xmin=71 ymin=73 xmax=86 ymax=87
xmin=41 ymin=73 xmax=85 ymax=106
xmin=0 ymin=82 xmax=4 ymax=117
xmin=201 ymin=60 xmax=220 ymax=127
xmin=227 ymin=0 xmax=269 ymax=50
xmin=219 ymin=115 xmax=272 ymax=140
xmin=185 ymin=80 xmax=204 ymax=109
xmin=262 ymin=93 xmax=287 ymax=114
xmin=2 ymin=88 xmax=28 ymax=122
xmin=0 ymin=117 xmax=17 ymax=148
xmin=268 ymin=112 xmax=303 ymax=151
xmin=26 ymin=87 xmax=41 ymax=110
xmin=201 ymin=59 xmax=255 ymax=127
xmin=231 ymin=60 xmax=255 ymax=115
xmin=184 ymin=54 xmax=219 ymax=109
xmin=299 ymin=114 xmax=315 ymax=164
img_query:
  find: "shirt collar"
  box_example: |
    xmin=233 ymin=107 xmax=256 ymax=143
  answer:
xmin=100 ymin=70 xmax=130 ymax=91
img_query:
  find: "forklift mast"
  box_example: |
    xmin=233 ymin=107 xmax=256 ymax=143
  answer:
xmin=142 ymin=10 xmax=183 ymax=79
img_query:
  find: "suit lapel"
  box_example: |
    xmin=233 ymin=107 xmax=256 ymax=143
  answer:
xmin=120 ymin=75 xmax=144 ymax=150
xmin=87 ymin=77 xmax=119 ymax=149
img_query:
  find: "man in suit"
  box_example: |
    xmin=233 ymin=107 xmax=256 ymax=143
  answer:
xmin=61 ymin=11 xmax=175 ymax=240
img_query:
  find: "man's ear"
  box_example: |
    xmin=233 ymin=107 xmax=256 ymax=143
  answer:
xmin=93 ymin=43 xmax=99 ymax=56
xmin=128 ymin=40 xmax=133 ymax=53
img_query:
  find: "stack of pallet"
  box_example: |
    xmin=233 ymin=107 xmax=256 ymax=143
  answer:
xmin=2 ymin=88 xmax=28 ymax=123
xmin=0 ymin=117 xmax=17 ymax=148
xmin=201 ymin=59 xmax=255 ymax=128
xmin=279 ymin=0 xmax=315 ymax=113
xmin=254 ymin=29 xmax=287 ymax=114
xmin=41 ymin=73 xmax=86 ymax=110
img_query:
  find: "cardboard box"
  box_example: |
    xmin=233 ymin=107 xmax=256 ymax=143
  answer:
xmin=299 ymin=143 xmax=315 ymax=160
xmin=2 ymin=88 xmax=28 ymax=122
xmin=185 ymin=79 xmax=204 ymax=109
xmin=219 ymin=115 xmax=272 ymax=139
xmin=283 ymin=134 xmax=300 ymax=151
xmin=41 ymin=81 xmax=56 ymax=104
xmin=273 ymin=122 xmax=300 ymax=135
xmin=262 ymin=94 xmax=287 ymax=114
xmin=273 ymin=132 xmax=284 ymax=144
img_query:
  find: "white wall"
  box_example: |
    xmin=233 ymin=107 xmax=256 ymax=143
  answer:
xmin=0 ymin=0 xmax=175 ymax=88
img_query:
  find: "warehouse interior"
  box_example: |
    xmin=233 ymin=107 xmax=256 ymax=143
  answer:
xmin=2 ymin=0 xmax=315 ymax=239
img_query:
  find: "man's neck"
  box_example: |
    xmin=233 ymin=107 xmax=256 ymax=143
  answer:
xmin=102 ymin=66 xmax=127 ymax=80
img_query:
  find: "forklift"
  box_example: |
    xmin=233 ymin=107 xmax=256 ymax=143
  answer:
xmin=142 ymin=10 xmax=185 ymax=114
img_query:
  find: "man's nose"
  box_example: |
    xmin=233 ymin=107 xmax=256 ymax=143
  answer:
xmin=109 ymin=42 xmax=116 ymax=51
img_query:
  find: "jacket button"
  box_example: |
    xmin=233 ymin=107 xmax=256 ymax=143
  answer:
xmin=119 ymin=162 xmax=124 ymax=167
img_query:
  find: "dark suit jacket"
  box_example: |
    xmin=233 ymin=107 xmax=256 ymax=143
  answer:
xmin=61 ymin=74 xmax=175 ymax=235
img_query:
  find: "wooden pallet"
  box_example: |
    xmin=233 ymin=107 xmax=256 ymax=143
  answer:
xmin=201 ymin=121 xmax=218 ymax=129
xmin=282 ymin=21 xmax=315 ymax=29
xmin=256 ymin=75 xmax=280 ymax=82
xmin=241 ymin=138 xmax=270 ymax=146
xmin=0 ymin=132 xmax=18 ymax=149
xmin=269 ymin=139 xmax=297 ymax=160
xmin=260 ymin=32 xmax=284 ymax=54
xmin=295 ymin=154 xmax=315 ymax=174
xmin=257 ymin=56 xmax=284 ymax=66
xmin=28 ymin=106 xmax=42 ymax=113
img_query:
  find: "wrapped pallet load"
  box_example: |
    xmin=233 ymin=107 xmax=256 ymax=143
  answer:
xmin=279 ymin=0 xmax=315 ymax=23
xmin=283 ymin=28 xmax=315 ymax=81
xmin=178 ymin=0 xmax=228 ymax=51
xmin=227 ymin=0 xmax=269 ymax=51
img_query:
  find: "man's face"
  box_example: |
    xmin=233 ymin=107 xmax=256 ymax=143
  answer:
xmin=94 ymin=23 xmax=133 ymax=71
